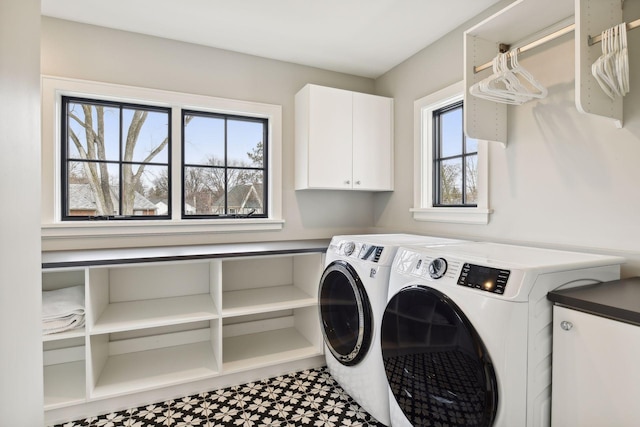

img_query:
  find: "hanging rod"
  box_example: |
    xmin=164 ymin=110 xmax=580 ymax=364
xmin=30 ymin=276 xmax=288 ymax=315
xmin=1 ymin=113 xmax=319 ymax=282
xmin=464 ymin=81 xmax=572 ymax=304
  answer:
xmin=588 ymin=17 xmax=640 ymax=44
xmin=473 ymin=17 xmax=640 ymax=74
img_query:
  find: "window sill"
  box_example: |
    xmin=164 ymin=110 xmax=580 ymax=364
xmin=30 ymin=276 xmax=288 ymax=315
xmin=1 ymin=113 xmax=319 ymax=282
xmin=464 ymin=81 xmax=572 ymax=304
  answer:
xmin=41 ymin=218 xmax=285 ymax=240
xmin=410 ymin=207 xmax=492 ymax=225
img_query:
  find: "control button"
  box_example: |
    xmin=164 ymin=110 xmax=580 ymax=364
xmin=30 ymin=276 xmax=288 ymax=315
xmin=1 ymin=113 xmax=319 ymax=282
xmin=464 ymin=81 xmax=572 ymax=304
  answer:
xmin=428 ymin=258 xmax=448 ymax=279
xmin=343 ymin=241 xmax=356 ymax=256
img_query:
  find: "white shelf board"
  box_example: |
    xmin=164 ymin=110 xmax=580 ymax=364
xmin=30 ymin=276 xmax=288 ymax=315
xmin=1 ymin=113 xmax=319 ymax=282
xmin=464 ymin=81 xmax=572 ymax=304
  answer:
xmin=222 ymin=285 xmax=316 ymax=317
xmin=222 ymin=327 xmax=321 ymax=373
xmin=43 ymin=327 xmax=85 ymax=342
xmin=43 ymin=361 xmax=86 ymax=410
xmin=91 ymin=294 xmax=217 ymax=334
xmin=466 ymin=0 xmax=574 ymax=43
xmin=91 ymin=341 xmax=218 ymax=399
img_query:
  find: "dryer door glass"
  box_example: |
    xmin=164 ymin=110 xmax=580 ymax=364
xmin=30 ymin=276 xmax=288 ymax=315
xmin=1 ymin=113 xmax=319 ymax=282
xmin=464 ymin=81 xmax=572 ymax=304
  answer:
xmin=319 ymin=260 xmax=373 ymax=366
xmin=381 ymin=286 xmax=497 ymax=426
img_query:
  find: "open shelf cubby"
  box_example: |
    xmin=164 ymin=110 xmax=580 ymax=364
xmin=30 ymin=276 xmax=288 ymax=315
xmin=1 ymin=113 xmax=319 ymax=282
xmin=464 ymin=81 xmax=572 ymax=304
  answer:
xmin=41 ymin=244 xmax=326 ymax=411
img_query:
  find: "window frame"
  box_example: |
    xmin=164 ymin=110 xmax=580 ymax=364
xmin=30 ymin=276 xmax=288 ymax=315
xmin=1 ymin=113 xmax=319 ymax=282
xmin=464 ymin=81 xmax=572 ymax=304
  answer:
xmin=431 ymin=100 xmax=477 ymax=207
xmin=41 ymin=76 xmax=284 ymax=240
xmin=60 ymin=96 xmax=172 ymax=221
xmin=181 ymin=109 xmax=268 ymax=219
xmin=411 ymin=81 xmax=491 ymax=224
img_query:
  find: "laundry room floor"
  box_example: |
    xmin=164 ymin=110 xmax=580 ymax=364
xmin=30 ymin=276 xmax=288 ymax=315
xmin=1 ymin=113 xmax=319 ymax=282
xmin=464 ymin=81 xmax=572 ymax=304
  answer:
xmin=50 ymin=367 xmax=385 ymax=427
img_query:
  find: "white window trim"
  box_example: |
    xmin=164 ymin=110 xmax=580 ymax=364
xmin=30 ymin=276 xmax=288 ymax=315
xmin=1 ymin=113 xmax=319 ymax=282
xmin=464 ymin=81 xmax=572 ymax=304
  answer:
xmin=410 ymin=81 xmax=491 ymax=225
xmin=41 ymin=76 xmax=284 ymax=240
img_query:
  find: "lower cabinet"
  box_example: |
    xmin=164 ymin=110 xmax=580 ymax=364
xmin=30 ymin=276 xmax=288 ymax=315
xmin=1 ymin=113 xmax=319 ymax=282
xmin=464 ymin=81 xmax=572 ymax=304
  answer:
xmin=42 ymin=251 xmax=324 ymax=412
xmin=551 ymin=306 xmax=640 ymax=427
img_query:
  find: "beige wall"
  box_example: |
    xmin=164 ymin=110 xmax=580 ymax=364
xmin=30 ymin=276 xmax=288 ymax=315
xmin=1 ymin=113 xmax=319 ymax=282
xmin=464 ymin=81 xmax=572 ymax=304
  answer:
xmin=0 ymin=0 xmax=44 ymax=423
xmin=42 ymin=3 xmax=640 ymax=275
xmin=41 ymin=17 xmax=378 ymax=250
xmin=374 ymin=1 xmax=640 ymax=275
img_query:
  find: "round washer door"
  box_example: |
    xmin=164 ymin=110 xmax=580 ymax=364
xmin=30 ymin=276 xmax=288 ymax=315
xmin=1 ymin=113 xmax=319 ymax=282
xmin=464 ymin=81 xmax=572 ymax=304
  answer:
xmin=318 ymin=260 xmax=373 ymax=366
xmin=381 ymin=285 xmax=498 ymax=426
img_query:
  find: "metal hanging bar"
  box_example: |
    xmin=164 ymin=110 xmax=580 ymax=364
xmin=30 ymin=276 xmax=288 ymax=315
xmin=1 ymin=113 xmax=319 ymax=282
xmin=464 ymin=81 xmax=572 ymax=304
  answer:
xmin=588 ymin=17 xmax=640 ymax=45
xmin=474 ymin=24 xmax=575 ymax=73
xmin=473 ymin=17 xmax=640 ymax=74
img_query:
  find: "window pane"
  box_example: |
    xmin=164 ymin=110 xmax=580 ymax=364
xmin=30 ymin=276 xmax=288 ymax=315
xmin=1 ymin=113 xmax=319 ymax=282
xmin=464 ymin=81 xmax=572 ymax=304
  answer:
xmin=466 ymin=137 xmax=478 ymax=154
xmin=182 ymin=113 xmax=267 ymax=219
xmin=67 ymin=102 xmax=119 ymax=161
xmin=183 ymin=166 xmax=225 ymax=216
xmin=227 ymin=169 xmax=264 ymax=216
xmin=123 ymin=108 xmax=169 ymax=163
xmin=227 ymin=119 xmax=265 ymax=167
xmin=183 ymin=115 xmax=225 ymax=166
xmin=438 ymin=158 xmax=462 ymax=205
xmin=439 ymin=107 xmax=463 ymax=158
xmin=67 ymin=161 xmax=119 ymax=216
xmin=465 ymin=155 xmax=478 ymax=205
xmin=121 ymin=163 xmax=167 ymax=216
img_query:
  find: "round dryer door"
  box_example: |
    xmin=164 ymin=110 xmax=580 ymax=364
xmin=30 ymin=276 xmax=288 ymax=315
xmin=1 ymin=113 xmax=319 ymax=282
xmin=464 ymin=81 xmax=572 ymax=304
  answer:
xmin=318 ymin=260 xmax=373 ymax=366
xmin=381 ymin=286 xmax=498 ymax=427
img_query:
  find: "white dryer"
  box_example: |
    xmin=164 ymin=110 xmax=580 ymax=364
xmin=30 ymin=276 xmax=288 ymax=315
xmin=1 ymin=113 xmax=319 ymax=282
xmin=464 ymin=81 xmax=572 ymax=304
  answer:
xmin=318 ymin=234 xmax=464 ymax=426
xmin=381 ymin=242 xmax=624 ymax=427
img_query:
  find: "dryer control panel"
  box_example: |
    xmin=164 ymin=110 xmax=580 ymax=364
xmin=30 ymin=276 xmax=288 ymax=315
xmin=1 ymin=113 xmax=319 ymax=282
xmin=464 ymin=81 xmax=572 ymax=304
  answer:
xmin=458 ymin=263 xmax=511 ymax=295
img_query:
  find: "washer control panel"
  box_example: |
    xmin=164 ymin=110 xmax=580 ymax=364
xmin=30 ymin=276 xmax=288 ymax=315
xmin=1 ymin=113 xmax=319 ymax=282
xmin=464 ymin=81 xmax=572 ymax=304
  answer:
xmin=337 ymin=241 xmax=384 ymax=263
xmin=458 ymin=263 xmax=511 ymax=295
xmin=428 ymin=258 xmax=448 ymax=279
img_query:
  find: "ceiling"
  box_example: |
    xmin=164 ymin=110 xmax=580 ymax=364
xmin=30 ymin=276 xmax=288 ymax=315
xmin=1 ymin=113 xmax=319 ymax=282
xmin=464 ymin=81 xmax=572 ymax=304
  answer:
xmin=41 ymin=0 xmax=504 ymax=79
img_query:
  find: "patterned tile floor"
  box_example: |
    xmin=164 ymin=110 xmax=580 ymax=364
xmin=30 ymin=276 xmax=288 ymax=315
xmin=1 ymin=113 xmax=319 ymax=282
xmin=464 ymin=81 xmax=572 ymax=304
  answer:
xmin=51 ymin=367 xmax=385 ymax=427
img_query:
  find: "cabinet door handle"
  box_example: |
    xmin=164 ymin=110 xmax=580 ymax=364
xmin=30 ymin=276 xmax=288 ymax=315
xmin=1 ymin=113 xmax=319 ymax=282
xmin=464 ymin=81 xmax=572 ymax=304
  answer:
xmin=560 ymin=321 xmax=573 ymax=331
xmin=355 ymin=180 xmax=361 ymax=185
xmin=344 ymin=180 xmax=351 ymax=185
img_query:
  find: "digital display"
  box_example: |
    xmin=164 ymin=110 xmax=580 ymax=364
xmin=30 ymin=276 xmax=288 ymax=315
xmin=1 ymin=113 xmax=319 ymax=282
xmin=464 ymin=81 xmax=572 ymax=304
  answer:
xmin=458 ymin=263 xmax=510 ymax=294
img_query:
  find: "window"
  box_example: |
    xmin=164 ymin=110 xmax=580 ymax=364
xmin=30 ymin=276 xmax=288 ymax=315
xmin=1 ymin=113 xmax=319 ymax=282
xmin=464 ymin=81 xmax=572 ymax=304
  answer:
xmin=432 ymin=101 xmax=478 ymax=207
xmin=42 ymin=76 xmax=283 ymax=238
xmin=411 ymin=81 xmax=491 ymax=224
xmin=61 ymin=97 xmax=171 ymax=220
xmin=182 ymin=111 xmax=267 ymax=218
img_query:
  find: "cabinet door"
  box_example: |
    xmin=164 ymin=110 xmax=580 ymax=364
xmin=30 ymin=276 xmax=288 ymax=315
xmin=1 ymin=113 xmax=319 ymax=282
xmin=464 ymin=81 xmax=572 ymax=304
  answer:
xmin=352 ymin=92 xmax=393 ymax=191
xmin=307 ymin=85 xmax=353 ymax=189
xmin=552 ymin=306 xmax=640 ymax=427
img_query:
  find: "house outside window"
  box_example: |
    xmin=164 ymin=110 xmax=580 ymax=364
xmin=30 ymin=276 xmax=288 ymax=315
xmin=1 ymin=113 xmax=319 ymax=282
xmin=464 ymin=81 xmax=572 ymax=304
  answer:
xmin=411 ymin=81 xmax=491 ymax=224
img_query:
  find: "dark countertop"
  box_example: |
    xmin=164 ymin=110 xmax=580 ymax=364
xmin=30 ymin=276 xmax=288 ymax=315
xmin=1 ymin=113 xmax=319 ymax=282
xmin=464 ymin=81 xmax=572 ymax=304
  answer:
xmin=42 ymin=239 xmax=330 ymax=269
xmin=548 ymin=277 xmax=640 ymax=326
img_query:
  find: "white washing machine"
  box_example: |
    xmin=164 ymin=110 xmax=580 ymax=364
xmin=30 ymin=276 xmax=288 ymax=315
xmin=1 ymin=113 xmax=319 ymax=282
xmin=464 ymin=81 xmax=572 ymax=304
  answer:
xmin=381 ymin=242 xmax=624 ymax=427
xmin=318 ymin=234 xmax=464 ymax=426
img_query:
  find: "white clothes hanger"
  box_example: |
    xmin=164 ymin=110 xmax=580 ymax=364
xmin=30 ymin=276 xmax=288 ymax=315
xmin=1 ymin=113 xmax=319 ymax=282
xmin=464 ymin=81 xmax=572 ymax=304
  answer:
xmin=470 ymin=54 xmax=531 ymax=104
xmin=469 ymin=51 xmax=547 ymax=105
xmin=592 ymin=23 xmax=629 ymax=100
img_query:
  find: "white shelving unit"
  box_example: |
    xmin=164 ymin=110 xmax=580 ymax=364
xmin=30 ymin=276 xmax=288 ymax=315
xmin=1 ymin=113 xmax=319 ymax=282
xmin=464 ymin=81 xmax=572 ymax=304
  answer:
xmin=42 ymin=269 xmax=87 ymax=410
xmin=464 ymin=0 xmax=575 ymax=145
xmin=41 ymin=242 xmax=326 ymax=412
xmin=575 ymin=0 xmax=624 ymax=127
xmin=464 ymin=0 xmax=631 ymax=144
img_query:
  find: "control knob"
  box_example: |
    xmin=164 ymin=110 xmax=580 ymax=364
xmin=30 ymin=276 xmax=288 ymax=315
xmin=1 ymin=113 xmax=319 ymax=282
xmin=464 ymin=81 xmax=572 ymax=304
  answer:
xmin=428 ymin=258 xmax=448 ymax=279
xmin=343 ymin=241 xmax=356 ymax=256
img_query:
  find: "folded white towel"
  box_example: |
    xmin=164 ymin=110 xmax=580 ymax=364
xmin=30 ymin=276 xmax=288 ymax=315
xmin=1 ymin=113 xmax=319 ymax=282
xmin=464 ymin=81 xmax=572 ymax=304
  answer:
xmin=42 ymin=285 xmax=86 ymax=334
xmin=43 ymin=313 xmax=86 ymax=335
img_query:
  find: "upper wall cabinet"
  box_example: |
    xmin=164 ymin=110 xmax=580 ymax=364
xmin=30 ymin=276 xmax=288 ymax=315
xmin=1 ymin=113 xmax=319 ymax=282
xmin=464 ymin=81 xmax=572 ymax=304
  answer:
xmin=295 ymin=84 xmax=394 ymax=191
xmin=464 ymin=0 xmax=574 ymax=145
